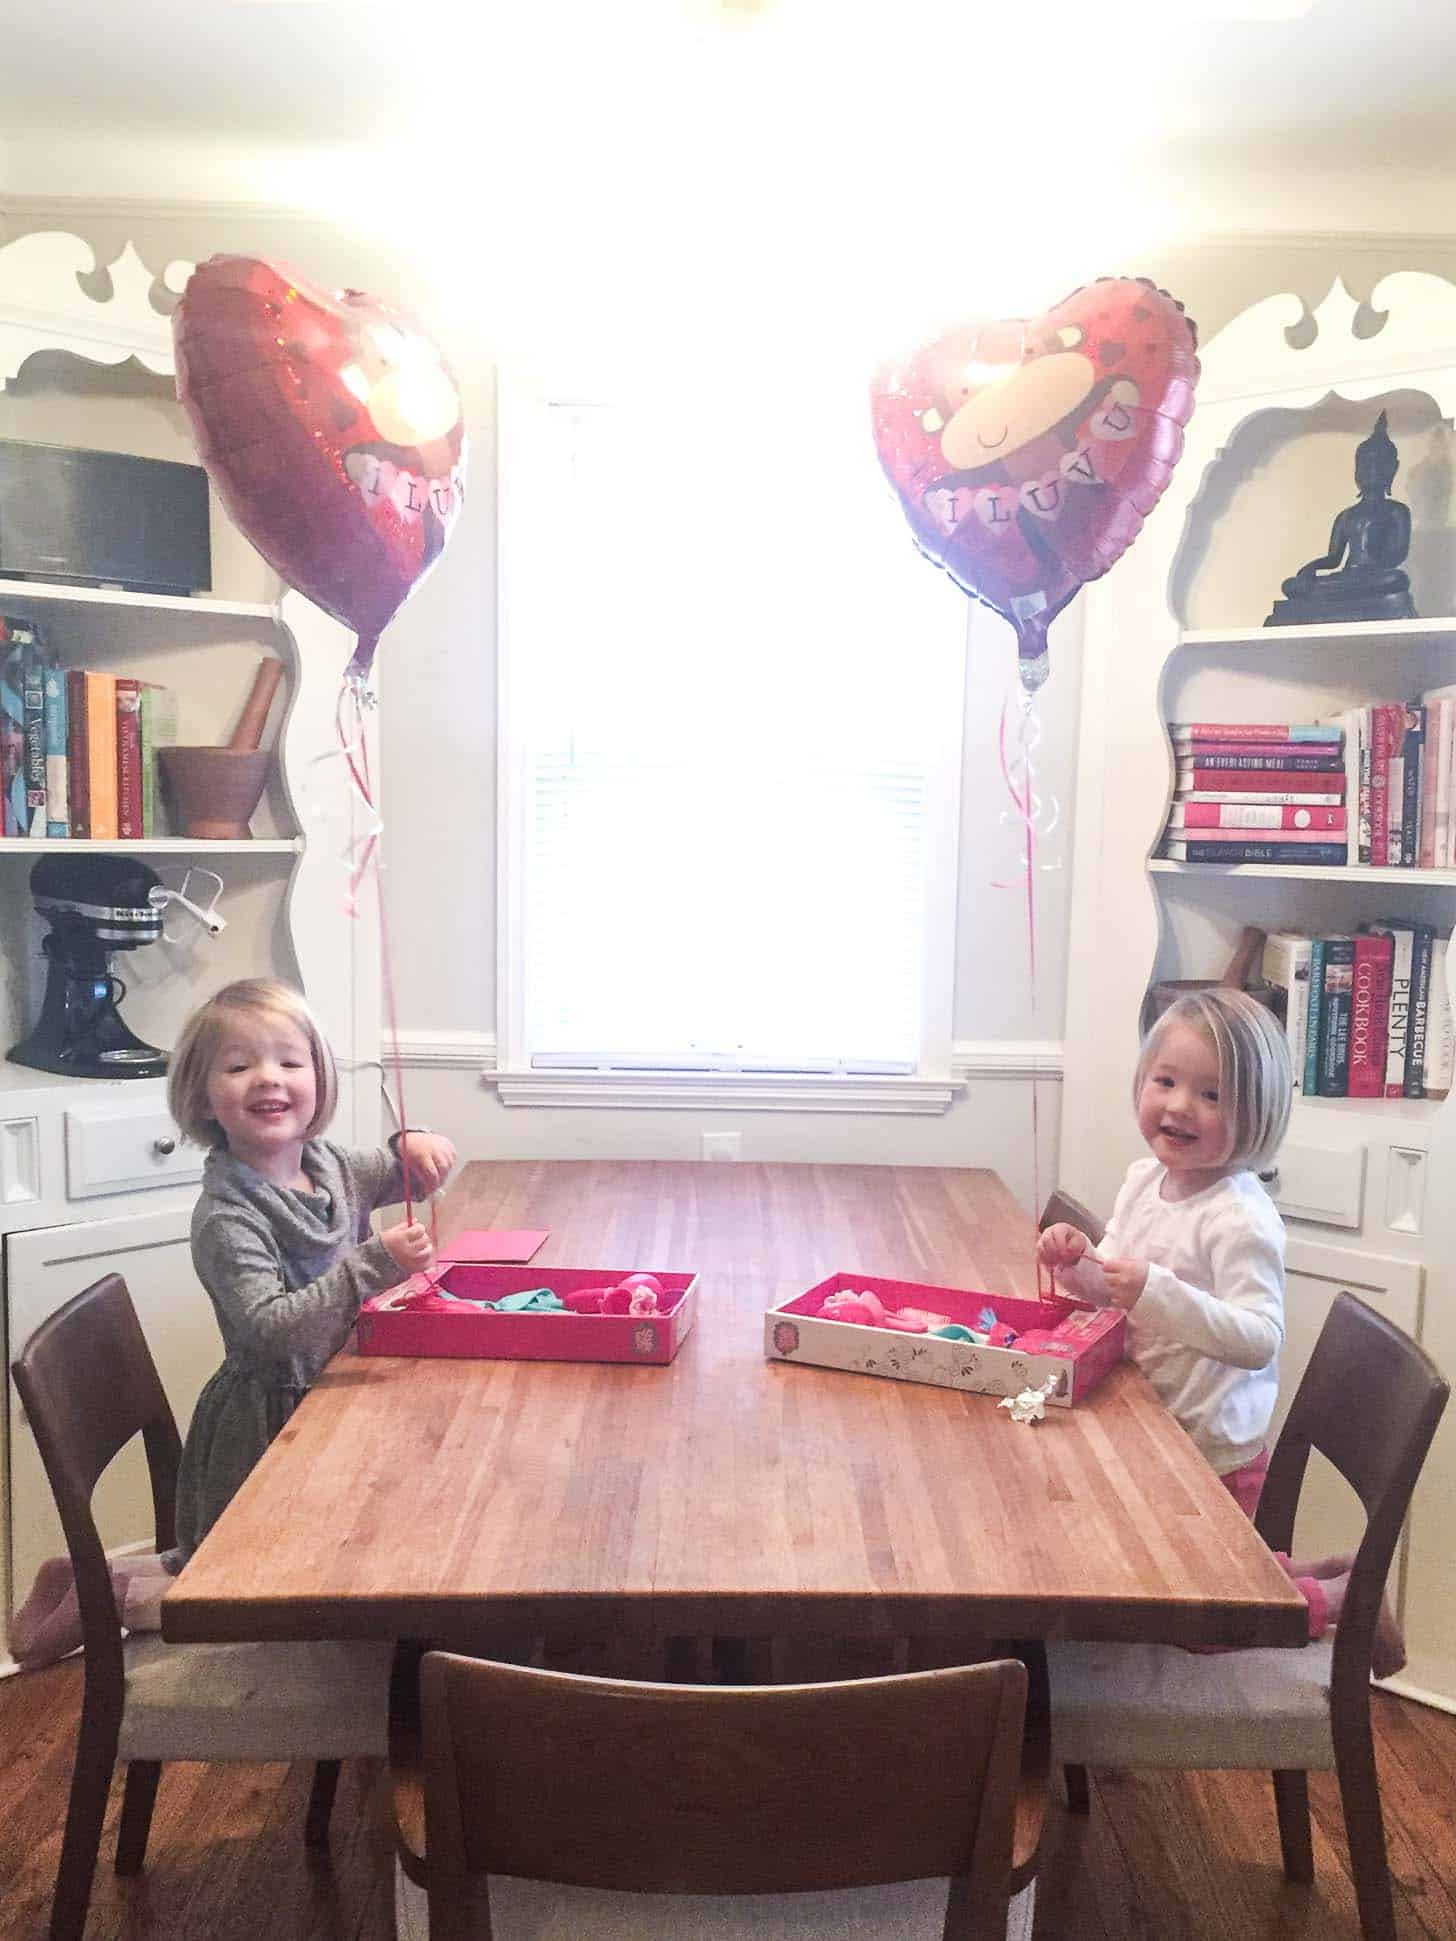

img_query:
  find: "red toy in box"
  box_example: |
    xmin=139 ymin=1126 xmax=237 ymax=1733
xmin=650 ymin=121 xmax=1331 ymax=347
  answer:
xmin=357 ymin=1254 xmax=699 ymax=1365
xmin=764 ymin=1272 xmax=1124 ymax=1407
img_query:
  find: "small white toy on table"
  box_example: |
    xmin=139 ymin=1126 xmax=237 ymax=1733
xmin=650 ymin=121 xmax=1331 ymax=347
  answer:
xmin=998 ymin=1373 xmax=1065 ymax=1424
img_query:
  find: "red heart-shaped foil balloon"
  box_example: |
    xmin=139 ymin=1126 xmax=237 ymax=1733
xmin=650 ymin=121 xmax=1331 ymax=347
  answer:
xmin=173 ymin=257 xmax=467 ymax=679
xmin=871 ymin=278 xmax=1198 ymax=689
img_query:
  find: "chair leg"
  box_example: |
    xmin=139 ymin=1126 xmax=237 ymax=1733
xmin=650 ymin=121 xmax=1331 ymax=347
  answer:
xmin=1271 ymin=1769 xmax=1314 ymax=1883
xmin=1064 ymin=1763 xmax=1091 ymax=1814
xmin=1333 ymin=1722 xmax=1397 ymax=1941
xmin=305 ymin=1760 xmax=343 ymax=1850
xmin=49 ymin=1723 xmax=116 ymax=1941
xmin=114 ymin=1760 xmax=162 ymax=1875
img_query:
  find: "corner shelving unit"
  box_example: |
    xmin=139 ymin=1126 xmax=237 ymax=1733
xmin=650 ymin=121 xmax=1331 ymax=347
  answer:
xmin=0 ymin=231 xmax=385 ymax=1652
xmin=0 ymin=232 xmax=381 ymax=1140
xmin=1061 ymin=271 xmax=1456 ymax=1713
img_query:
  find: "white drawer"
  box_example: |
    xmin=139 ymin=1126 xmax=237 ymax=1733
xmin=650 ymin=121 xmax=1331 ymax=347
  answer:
xmin=1269 ymin=1138 xmax=1365 ymax=1230
xmin=64 ymin=1103 xmax=203 ymax=1199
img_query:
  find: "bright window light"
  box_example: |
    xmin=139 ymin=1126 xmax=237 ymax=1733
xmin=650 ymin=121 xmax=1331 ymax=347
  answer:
xmin=497 ymin=375 xmax=967 ymax=1076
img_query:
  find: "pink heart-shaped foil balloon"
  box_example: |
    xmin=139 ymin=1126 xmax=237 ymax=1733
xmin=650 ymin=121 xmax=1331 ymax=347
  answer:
xmin=871 ymin=277 xmax=1198 ymax=689
xmin=173 ymin=256 xmax=467 ymax=679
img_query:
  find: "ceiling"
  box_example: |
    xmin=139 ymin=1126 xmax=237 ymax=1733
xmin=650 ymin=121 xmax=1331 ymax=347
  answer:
xmin=3 ymin=0 xmax=1454 ymax=228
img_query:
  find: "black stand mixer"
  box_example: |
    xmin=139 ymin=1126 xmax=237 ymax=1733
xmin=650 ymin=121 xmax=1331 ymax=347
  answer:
xmin=8 ymin=855 xmax=168 ymax=1079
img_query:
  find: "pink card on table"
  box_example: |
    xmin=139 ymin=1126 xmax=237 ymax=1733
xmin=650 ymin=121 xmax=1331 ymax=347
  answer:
xmin=443 ymin=1228 xmax=550 ymax=1264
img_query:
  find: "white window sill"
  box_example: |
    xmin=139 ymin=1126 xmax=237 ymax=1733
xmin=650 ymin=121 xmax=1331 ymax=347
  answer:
xmin=490 ymin=1069 xmax=962 ymax=1114
xmin=390 ymin=1033 xmax=1063 ymax=1114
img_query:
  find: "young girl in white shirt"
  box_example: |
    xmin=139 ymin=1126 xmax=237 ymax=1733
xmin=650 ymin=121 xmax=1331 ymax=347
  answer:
xmin=1039 ymin=986 xmax=1404 ymax=1676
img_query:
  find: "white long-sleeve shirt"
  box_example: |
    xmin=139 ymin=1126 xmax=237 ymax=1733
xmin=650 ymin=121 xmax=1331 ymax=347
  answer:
xmin=1054 ymin=1157 xmax=1285 ymax=1475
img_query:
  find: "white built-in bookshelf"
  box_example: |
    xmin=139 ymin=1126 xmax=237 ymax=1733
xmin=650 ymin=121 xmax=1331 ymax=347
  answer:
xmin=1061 ymin=271 xmax=1456 ymax=1710
xmin=0 ymin=231 xmax=381 ymax=1136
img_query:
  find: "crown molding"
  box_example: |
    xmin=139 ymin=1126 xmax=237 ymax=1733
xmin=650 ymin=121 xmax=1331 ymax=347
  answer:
xmin=0 ymin=191 xmax=341 ymax=229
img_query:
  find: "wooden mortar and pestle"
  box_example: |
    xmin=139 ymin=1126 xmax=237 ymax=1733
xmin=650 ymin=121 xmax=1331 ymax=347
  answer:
xmin=1140 ymin=925 xmax=1280 ymax=1039
xmin=158 ymin=659 xmax=283 ymax=840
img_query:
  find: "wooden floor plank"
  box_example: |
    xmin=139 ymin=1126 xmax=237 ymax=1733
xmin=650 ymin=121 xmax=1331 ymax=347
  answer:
xmin=3 ymin=1660 xmax=1455 ymax=1938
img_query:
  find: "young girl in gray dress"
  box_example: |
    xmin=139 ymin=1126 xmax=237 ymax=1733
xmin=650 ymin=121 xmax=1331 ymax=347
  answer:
xmin=10 ymin=977 xmax=455 ymax=1667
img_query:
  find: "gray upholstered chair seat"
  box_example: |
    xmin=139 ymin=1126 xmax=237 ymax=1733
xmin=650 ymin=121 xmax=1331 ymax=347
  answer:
xmin=1049 ymin=1638 xmax=1333 ymax=1772
xmin=396 ymin=1863 xmax=1036 ymax=1941
xmin=118 ymin=1635 xmax=393 ymax=1763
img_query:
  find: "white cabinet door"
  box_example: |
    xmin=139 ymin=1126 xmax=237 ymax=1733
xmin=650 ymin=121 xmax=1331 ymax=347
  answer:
xmin=1277 ymin=1234 xmax=1423 ymax=1588
xmin=4 ymin=1208 xmax=217 ymax=1637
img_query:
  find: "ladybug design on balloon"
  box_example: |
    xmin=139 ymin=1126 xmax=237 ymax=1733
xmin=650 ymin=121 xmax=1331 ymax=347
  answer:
xmin=172 ymin=256 xmax=467 ymax=681
xmin=871 ymin=277 xmax=1198 ymax=689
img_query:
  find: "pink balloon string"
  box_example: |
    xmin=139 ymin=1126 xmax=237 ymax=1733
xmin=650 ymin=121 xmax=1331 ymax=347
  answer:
xmin=333 ymin=659 xmax=436 ymax=1264
xmin=994 ymin=683 xmax=1054 ymax=1298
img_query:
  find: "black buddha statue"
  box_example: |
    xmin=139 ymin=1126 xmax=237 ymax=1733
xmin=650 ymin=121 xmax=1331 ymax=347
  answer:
xmin=1265 ymin=411 xmax=1417 ymax=626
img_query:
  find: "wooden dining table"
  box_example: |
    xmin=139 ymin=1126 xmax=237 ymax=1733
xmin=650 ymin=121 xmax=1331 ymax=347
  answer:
xmin=162 ymin=1160 xmax=1307 ymax=1653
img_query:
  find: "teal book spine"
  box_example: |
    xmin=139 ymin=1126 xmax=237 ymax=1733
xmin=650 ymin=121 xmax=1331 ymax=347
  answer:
xmin=1303 ymin=938 xmax=1327 ymax=1098
xmin=43 ymin=661 xmax=69 ymax=837
xmin=22 ymin=637 xmax=47 ymax=836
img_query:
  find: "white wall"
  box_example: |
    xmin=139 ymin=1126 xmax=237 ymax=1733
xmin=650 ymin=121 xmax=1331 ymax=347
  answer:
xmin=7 ymin=198 xmax=1456 ymax=1209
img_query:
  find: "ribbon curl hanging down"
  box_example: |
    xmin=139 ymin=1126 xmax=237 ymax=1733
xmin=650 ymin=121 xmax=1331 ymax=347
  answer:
xmin=330 ymin=664 xmax=435 ymax=1257
xmin=993 ymin=678 xmax=1063 ymax=1299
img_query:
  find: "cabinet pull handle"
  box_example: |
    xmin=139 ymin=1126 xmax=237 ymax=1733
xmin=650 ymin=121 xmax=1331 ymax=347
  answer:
xmin=153 ymin=1136 xmax=177 ymax=1156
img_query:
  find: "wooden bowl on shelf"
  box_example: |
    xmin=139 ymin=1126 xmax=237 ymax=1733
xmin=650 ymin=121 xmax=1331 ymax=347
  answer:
xmin=158 ymin=747 xmax=272 ymax=840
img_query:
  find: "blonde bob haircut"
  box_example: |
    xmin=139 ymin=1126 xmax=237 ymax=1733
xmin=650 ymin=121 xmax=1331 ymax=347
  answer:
xmin=167 ymin=977 xmax=338 ymax=1151
xmin=1134 ymin=986 xmax=1292 ymax=1176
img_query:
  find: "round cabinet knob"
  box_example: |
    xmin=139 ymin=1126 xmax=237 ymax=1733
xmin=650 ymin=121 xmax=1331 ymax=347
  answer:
xmin=153 ymin=1136 xmax=177 ymax=1156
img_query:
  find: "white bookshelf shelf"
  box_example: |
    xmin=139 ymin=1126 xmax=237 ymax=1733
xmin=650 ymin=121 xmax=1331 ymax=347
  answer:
xmin=0 ymin=576 xmax=274 ymax=622
xmin=1150 ymin=861 xmax=1456 ymax=885
xmin=1178 ymin=617 xmax=1456 ymax=652
xmin=0 ymin=838 xmax=299 ymax=857
xmin=1291 ymin=1090 xmax=1445 ymax=1129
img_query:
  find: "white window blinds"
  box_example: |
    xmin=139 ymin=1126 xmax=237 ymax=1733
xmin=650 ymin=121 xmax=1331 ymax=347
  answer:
xmin=498 ymin=380 xmax=966 ymax=1076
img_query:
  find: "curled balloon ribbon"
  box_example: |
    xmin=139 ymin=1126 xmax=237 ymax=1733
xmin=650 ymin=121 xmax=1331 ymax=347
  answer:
xmin=326 ymin=666 xmax=437 ymax=1264
xmin=993 ymin=681 xmax=1063 ymax=1299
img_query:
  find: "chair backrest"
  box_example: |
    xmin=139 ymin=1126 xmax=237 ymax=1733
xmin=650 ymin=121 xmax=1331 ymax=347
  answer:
xmin=12 ymin=1274 xmax=181 ymax=1696
xmin=419 ymin=1655 xmax=1029 ymax=1941
xmin=1038 ymin=1190 xmax=1105 ymax=1248
xmin=1256 ymin=1291 xmax=1448 ymax=1701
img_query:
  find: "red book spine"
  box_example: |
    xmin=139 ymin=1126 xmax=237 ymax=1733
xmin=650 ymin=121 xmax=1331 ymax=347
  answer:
xmin=66 ymin=668 xmax=90 ymax=839
xmin=115 ymin=678 xmax=143 ymax=840
xmin=1172 ymin=740 xmax=1344 ymax=760
xmin=1175 ymin=803 xmax=1346 ymax=830
xmin=1348 ymin=933 xmax=1394 ymax=1099
xmin=1183 ymin=768 xmax=1347 ymax=793
xmin=1164 ymin=825 xmax=1344 ymax=845
xmin=1370 ymin=704 xmax=1401 ymax=865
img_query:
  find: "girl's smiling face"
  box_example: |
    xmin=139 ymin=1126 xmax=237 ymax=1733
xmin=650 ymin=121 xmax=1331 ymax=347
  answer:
xmin=1136 ymin=1019 xmax=1234 ymax=1196
xmin=206 ymin=1010 xmax=318 ymax=1176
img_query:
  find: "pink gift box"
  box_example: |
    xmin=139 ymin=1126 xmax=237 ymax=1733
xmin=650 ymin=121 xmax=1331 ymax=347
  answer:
xmin=764 ymin=1272 xmax=1124 ymax=1407
xmin=357 ymin=1262 xmax=699 ymax=1365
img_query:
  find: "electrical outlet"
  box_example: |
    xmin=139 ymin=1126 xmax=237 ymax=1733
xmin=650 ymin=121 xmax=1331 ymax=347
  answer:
xmin=701 ymin=1131 xmax=742 ymax=1161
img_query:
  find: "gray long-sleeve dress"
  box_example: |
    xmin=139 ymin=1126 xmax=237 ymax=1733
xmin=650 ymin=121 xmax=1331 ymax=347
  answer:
xmin=166 ymin=1138 xmax=412 ymax=1567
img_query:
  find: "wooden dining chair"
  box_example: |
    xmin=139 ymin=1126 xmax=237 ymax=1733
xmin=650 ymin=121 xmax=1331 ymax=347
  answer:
xmin=392 ymin=1653 xmax=1047 ymax=1939
xmin=1049 ymin=1291 xmax=1449 ymax=1941
xmin=13 ymin=1272 xmax=394 ymax=1941
xmin=1037 ymin=1189 xmax=1105 ymax=1248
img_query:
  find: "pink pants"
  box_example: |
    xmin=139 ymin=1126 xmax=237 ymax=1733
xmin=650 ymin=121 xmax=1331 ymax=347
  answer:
xmin=1220 ymin=1448 xmax=1328 ymax=1641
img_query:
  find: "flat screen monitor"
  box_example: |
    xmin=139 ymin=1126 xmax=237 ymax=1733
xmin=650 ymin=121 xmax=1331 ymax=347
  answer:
xmin=0 ymin=440 xmax=212 ymax=597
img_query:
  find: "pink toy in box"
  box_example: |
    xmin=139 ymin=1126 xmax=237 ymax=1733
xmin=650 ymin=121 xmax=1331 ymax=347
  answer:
xmin=764 ymin=1272 xmax=1124 ymax=1406
xmin=357 ymin=1254 xmax=699 ymax=1365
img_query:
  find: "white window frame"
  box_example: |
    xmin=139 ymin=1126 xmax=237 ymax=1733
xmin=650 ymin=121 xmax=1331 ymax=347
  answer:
xmin=493 ymin=364 xmax=968 ymax=1115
